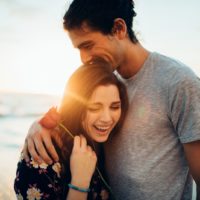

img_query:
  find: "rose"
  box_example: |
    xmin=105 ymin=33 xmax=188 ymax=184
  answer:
xmin=39 ymin=107 xmax=74 ymax=138
xmin=39 ymin=107 xmax=61 ymax=129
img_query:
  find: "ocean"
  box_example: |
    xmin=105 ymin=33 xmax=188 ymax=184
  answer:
xmin=0 ymin=92 xmax=60 ymax=199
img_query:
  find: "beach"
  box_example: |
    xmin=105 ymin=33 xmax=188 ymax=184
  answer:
xmin=0 ymin=92 xmax=60 ymax=199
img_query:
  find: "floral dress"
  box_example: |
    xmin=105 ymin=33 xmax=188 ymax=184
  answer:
xmin=14 ymin=154 xmax=111 ymax=200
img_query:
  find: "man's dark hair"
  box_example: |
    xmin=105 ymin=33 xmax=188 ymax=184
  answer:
xmin=63 ymin=0 xmax=138 ymax=43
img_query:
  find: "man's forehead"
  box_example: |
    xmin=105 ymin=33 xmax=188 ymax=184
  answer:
xmin=68 ymin=22 xmax=93 ymax=35
xmin=67 ymin=26 xmax=97 ymax=47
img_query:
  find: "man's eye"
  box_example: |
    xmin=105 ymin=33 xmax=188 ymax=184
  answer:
xmin=83 ymin=44 xmax=93 ymax=50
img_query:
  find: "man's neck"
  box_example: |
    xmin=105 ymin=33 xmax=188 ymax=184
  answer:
xmin=117 ymin=42 xmax=150 ymax=79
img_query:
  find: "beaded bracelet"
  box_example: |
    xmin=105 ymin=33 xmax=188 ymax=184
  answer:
xmin=68 ymin=183 xmax=90 ymax=193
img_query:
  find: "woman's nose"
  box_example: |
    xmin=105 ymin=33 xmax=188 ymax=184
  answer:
xmin=99 ymin=109 xmax=112 ymax=122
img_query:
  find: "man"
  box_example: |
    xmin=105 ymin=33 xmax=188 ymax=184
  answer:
xmin=23 ymin=0 xmax=200 ymax=199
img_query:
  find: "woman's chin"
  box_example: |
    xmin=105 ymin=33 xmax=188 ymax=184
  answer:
xmin=92 ymin=134 xmax=110 ymax=143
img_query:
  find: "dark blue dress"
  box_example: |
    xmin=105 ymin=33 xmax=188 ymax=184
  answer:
xmin=14 ymin=155 xmax=111 ymax=200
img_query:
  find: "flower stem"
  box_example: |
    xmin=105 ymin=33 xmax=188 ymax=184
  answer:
xmin=58 ymin=123 xmax=74 ymax=139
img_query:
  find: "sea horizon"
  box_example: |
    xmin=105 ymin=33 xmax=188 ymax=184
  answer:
xmin=0 ymin=91 xmax=60 ymax=199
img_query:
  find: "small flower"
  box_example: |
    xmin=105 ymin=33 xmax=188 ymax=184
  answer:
xmin=39 ymin=162 xmax=48 ymax=169
xmin=39 ymin=107 xmax=61 ymax=129
xmin=30 ymin=158 xmax=48 ymax=169
xmin=52 ymin=162 xmax=61 ymax=178
xmin=16 ymin=193 xmax=23 ymax=200
xmin=30 ymin=159 xmax=39 ymax=168
xmin=27 ymin=186 xmax=42 ymax=200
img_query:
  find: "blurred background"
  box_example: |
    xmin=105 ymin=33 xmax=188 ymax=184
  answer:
xmin=0 ymin=0 xmax=199 ymax=199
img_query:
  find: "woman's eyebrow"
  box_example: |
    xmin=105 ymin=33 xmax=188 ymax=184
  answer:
xmin=88 ymin=101 xmax=121 ymax=106
xmin=111 ymin=101 xmax=121 ymax=105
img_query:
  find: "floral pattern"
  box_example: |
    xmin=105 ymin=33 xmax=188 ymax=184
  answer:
xmin=52 ymin=162 xmax=61 ymax=178
xmin=30 ymin=159 xmax=48 ymax=169
xmin=14 ymin=156 xmax=111 ymax=200
xmin=27 ymin=186 xmax=42 ymax=200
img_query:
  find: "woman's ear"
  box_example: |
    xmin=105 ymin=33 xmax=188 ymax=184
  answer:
xmin=112 ymin=18 xmax=127 ymax=39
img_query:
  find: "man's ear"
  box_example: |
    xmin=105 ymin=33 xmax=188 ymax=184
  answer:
xmin=112 ymin=18 xmax=127 ymax=39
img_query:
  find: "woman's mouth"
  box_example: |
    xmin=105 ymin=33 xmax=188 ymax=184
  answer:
xmin=93 ymin=125 xmax=112 ymax=134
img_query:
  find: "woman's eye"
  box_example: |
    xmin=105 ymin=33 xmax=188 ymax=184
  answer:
xmin=87 ymin=107 xmax=100 ymax=112
xmin=111 ymin=106 xmax=121 ymax=110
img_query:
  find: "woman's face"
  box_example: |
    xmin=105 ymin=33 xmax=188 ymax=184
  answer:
xmin=82 ymin=84 xmax=121 ymax=143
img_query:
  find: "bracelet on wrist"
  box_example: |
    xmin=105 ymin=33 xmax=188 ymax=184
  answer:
xmin=68 ymin=183 xmax=90 ymax=193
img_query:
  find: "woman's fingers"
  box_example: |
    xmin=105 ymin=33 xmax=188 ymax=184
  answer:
xmin=73 ymin=136 xmax=81 ymax=152
xmin=73 ymin=135 xmax=96 ymax=159
xmin=80 ymin=135 xmax=87 ymax=151
xmin=87 ymin=145 xmax=92 ymax=152
xmin=73 ymin=135 xmax=88 ymax=151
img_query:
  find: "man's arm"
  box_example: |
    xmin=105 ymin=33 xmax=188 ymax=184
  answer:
xmin=183 ymin=140 xmax=200 ymax=187
xmin=22 ymin=121 xmax=59 ymax=164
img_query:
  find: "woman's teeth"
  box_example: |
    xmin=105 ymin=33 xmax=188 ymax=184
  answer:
xmin=94 ymin=125 xmax=110 ymax=131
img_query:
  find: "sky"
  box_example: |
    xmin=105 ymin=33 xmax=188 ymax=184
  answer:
xmin=0 ymin=0 xmax=200 ymax=95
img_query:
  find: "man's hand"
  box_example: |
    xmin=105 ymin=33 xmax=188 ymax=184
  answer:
xmin=22 ymin=121 xmax=59 ymax=164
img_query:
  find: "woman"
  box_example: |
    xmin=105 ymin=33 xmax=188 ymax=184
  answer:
xmin=14 ymin=59 xmax=128 ymax=200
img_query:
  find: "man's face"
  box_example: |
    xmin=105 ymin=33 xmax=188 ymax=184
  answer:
xmin=67 ymin=25 xmax=124 ymax=71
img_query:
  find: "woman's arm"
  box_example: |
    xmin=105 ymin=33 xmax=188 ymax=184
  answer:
xmin=66 ymin=135 xmax=97 ymax=200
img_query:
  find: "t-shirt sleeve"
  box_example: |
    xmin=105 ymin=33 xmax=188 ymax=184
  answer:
xmin=169 ymin=71 xmax=200 ymax=143
xmin=14 ymin=156 xmax=64 ymax=200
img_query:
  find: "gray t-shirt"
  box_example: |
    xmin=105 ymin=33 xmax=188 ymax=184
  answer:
xmin=104 ymin=52 xmax=200 ymax=200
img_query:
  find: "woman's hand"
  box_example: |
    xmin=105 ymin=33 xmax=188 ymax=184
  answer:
xmin=70 ymin=135 xmax=97 ymax=188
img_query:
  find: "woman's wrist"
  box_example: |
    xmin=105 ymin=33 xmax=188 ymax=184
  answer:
xmin=68 ymin=183 xmax=90 ymax=193
xmin=70 ymin=179 xmax=90 ymax=189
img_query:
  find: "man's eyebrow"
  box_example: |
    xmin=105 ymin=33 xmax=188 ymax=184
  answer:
xmin=77 ymin=41 xmax=93 ymax=49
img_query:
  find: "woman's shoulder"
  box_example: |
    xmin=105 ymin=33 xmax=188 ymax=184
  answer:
xmin=14 ymin=154 xmax=65 ymax=199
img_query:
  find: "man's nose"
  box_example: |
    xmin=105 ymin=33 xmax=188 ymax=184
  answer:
xmin=80 ymin=51 xmax=92 ymax=64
